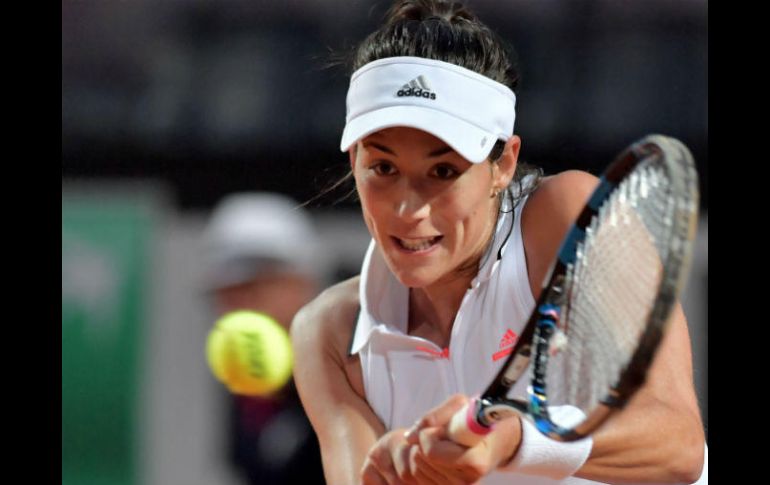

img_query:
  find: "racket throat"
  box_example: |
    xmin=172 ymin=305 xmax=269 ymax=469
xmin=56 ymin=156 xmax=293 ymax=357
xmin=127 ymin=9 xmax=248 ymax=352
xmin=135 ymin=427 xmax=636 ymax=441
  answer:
xmin=476 ymin=397 xmax=527 ymax=427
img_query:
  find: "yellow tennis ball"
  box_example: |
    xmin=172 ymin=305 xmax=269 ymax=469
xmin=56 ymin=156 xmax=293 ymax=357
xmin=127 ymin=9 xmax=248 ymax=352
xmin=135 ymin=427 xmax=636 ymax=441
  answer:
xmin=206 ymin=311 xmax=293 ymax=396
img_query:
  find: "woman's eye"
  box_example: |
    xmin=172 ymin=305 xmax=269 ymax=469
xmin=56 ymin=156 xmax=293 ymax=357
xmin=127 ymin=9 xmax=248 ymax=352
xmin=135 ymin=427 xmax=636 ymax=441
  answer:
xmin=372 ymin=162 xmax=397 ymax=176
xmin=431 ymin=164 xmax=460 ymax=179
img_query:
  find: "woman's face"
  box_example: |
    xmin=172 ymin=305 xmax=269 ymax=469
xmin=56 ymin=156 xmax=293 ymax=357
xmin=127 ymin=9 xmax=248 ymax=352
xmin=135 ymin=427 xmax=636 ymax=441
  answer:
xmin=351 ymin=127 xmax=516 ymax=289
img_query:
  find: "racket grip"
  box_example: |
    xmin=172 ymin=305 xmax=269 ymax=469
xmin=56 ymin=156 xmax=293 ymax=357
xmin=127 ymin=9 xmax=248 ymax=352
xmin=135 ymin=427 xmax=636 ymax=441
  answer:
xmin=447 ymin=396 xmax=493 ymax=447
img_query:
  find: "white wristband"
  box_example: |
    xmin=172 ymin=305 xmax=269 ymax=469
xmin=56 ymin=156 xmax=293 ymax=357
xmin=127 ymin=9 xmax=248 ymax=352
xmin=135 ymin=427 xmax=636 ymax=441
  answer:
xmin=500 ymin=406 xmax=593 ymax=480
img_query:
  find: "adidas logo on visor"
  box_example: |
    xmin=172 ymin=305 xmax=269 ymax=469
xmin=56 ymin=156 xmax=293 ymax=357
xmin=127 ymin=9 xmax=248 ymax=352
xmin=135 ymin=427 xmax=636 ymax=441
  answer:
xmin=396 ymin=76 xmax=436 ymax=100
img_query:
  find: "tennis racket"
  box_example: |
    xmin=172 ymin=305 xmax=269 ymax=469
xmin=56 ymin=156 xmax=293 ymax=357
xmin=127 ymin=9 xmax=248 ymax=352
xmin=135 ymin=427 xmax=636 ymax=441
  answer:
xmin=448 ymin=134 xmax=699 ymax=444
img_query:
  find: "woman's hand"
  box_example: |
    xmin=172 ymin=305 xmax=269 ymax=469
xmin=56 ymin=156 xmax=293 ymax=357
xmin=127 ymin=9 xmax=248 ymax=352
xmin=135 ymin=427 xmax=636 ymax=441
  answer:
xmin=362 ymin=427 xmax=471 ymax=485
xmin=401 ymin=394 xmax=523 ymax=484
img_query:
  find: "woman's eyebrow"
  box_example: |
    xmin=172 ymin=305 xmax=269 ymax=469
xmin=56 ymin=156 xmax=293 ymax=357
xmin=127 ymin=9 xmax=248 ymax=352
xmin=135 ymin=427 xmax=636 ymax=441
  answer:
xmin=427 ymin=146 xmax=454 ymax=158
xmin=362 ymin=141 xmax=454 ymax=158
xmin=362 ymin=141 xmax=397 ymax=156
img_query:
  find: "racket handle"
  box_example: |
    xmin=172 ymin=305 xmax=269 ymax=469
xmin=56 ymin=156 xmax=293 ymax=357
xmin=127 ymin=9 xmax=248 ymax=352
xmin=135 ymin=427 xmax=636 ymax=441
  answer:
xmin=447 ymin=396 xmax=493 ymax=447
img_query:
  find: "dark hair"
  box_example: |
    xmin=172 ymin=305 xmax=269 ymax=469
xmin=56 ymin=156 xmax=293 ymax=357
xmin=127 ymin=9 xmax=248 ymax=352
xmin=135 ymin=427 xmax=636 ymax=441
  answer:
xmin=352 ymin=0 xmax=520 ymax=92
xmin=312 ymin=0 xmax=541 ymax=208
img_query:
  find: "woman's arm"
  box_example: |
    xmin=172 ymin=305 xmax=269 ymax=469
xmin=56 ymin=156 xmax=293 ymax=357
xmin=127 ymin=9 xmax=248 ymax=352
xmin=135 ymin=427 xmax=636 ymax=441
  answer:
xmin=524 ymin=170 xmax=706 ymax=483
xmin=291 ymin=277 xmax=387 ymax=484
xmin=576 ymin=303 xmax=705 ymax=483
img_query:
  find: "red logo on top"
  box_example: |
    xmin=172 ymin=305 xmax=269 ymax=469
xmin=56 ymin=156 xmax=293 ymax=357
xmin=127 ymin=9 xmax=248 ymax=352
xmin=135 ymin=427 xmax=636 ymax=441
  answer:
xmin=492 ymin=329 xmax=518 ymax=361
xmin=416 ymin=346 xmax=450 ymax=359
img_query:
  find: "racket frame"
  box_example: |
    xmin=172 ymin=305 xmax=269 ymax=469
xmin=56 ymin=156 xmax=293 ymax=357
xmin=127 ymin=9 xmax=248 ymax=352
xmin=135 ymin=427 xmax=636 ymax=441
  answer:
xmin=466 ymin=134 xmax=699 ymax=442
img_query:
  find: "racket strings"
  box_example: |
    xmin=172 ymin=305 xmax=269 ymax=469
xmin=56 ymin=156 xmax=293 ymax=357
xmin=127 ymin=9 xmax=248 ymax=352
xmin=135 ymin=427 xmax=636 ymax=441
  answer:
xmin=544 ymin=159 xmax=676 ymax=417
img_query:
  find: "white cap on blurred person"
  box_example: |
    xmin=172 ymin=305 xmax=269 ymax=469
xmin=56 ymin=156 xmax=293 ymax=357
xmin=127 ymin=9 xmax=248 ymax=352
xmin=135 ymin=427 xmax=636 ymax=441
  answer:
xmin=202 ymin=193 xmax=323 ymax=290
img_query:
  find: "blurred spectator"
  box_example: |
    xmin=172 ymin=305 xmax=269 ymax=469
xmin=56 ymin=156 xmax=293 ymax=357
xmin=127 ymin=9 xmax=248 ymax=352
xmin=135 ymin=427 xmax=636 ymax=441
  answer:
xmin=202 ymin=192 xmax=327 ymax=485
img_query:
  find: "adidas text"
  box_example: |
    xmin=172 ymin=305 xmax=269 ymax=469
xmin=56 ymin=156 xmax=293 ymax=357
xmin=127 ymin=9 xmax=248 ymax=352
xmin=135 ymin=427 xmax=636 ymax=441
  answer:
xmin=396 ymin=87 xmax=436 ymax=100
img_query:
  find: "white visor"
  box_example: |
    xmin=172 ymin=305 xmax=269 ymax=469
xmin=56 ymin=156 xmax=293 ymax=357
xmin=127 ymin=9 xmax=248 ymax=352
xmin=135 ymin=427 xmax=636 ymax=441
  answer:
xmin=340 ymin=56 xmax=516 ymax=164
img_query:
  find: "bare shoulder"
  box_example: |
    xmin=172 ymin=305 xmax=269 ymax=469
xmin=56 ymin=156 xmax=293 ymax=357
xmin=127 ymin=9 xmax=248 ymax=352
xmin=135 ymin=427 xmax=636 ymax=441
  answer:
xmin=525 ymin=170 xmax=599 ymax=219
xmin=520 ymin=170 xmax=600 ymax=297
xmin=291 ymin=275 xmax=361 ymax=357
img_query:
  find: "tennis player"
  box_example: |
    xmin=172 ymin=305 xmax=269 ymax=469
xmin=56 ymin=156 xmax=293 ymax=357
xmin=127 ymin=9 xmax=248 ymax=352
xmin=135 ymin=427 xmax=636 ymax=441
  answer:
xmin=292 ymin=1 xmax=707 ymax=483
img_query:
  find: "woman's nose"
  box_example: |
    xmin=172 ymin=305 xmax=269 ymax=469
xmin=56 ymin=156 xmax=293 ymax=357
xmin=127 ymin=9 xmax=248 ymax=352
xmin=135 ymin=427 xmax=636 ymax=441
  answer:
xmin=396 ymin=182 xmax=431 ymax=221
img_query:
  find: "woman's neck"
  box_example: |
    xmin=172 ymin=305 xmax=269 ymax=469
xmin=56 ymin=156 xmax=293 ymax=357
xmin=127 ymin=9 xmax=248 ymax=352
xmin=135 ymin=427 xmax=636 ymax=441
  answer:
xmin=408 ymin=272 xmax=474 ymax=348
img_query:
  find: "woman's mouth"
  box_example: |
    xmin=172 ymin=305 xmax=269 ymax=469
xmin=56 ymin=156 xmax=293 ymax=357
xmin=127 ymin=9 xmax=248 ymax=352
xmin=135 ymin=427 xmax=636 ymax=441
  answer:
xmin=392 ymin=235 xmax=443 ymax=253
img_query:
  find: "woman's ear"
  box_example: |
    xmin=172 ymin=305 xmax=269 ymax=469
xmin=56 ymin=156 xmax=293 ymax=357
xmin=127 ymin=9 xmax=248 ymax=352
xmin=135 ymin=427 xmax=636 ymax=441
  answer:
xmin=491 ymin=135 xmax=521 ymax=190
